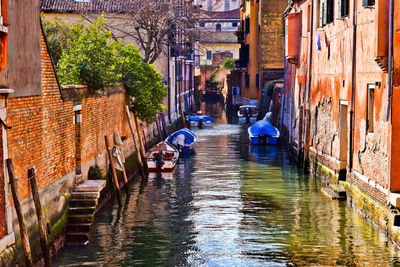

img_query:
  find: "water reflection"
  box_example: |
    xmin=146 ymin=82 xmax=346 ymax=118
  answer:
xmin=54 ymin=104 xmax=400 ymax=266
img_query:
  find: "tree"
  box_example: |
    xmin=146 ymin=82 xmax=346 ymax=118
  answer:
xmin=42 ymin=15 xmax=167 ymax=123
xmin=101 ymin=0 xmax=214 ymax=64
xmin=222 ymin=58 xmax=235 ymax=71
xmin=117 ymin=44 xmax=167 ymax=123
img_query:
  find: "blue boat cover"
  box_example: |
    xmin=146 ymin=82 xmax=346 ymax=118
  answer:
xmin=187 ymin=115 xmax=199 ymax=121
xmin=166 ymin=128 xmax=197 ymax=145
xmin=187 ymin=115 xmax=214 ymax=122
xmin=250 ymin=120 xmax=278 ymax=137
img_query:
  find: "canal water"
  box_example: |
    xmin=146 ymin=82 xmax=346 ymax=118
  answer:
xmin=54 ymin=105 xmax=400 ymax=266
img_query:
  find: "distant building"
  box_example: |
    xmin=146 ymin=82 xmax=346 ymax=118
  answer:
xmin=236 ymin=0 xmax=286 ymax=106
xmin=198 ymin=5 xmax=240 ymax=94
xmin=197 ymin=0 xmax=240 ymax=12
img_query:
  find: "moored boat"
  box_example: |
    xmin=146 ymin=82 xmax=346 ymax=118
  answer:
xmin=145 ymin=141 xmax=179 ymax=172
xmin=187 ymin=115 xmax=214 ymax=127
xmin=165 ymin=128 xmax=197 ymax=154
xmin=248 ymin=120 xmax=280 ymax=145
xmin=238 ymin=105 xmax=258 ymax=122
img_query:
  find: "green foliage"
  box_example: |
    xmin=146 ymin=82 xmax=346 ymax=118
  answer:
xmin=117 ymin=45 xmax=167 ymax=123
xmin=42 ymin=15 xmax=167 ymax=123
xmin=210 ymin=68 xmax=220 ymax=83
xmin=88 ymin=165 xmax=103 ymax=180
xmin=222 ymin=58 xmax=235 ymax=70
xmin=55 ymin=17 xmax=121 ymax=90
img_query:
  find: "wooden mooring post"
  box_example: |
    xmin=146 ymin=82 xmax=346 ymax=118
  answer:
xmin=105 ymin=135 xmax=122 ymax=206
xmin=132 ymin=112 xmax=149 ymax=174
xmin=28 ymin=168 xmax=52 ymax=267
xmin=6 ymin=159 xmax=33 ymax=267
xmin=125 ymin=106 xmax=147 ymax=179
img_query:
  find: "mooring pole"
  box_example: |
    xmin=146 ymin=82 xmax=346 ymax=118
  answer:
xmin=155 ymin=113 xmax=163 ymax=141
xmin=125 ymin=106 xmax=147 ymax=179
xmin=133 ymin=113 xmax=149 ymax=174
xmin=105 ymin=136 xmax=122 ymax=206
xmin=6 ymin=159 xmax=33 ymax=267
xmin=28 ymin=168 xmax=51 ymax=267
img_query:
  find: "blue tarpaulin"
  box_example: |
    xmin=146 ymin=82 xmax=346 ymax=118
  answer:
xmin=250 ymin=120 xmax=278 ymax=137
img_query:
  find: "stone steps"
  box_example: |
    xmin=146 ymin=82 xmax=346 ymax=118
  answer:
xmin=65 ymin=180 xmax=106 ymax=246
xmin=321 ymin=186 xmax=347 ymax=201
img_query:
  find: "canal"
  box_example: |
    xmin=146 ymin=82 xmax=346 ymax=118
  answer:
xmin=54 ymin=106 xmax=400 ymax=266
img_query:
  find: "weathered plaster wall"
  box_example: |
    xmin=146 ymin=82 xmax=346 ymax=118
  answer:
xmin=260 ymin=0 xmax=286 ymax=71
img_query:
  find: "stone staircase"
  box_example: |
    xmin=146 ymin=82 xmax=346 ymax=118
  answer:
xmin=65 ymin=180 xmax=106 ymax=246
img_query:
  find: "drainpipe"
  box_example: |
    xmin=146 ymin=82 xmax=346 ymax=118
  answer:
xmin=304 ymin=0 xmax=314 ymax=167
xmin=168 ymin=40 xmax=171 ymax=123
xmin=387 ymin=0 xmax=395 ymax=190
xmin=386 ymin=0 xmax=394 ymax=122
xmin=349 ymin=0 xmax=357 ymax=171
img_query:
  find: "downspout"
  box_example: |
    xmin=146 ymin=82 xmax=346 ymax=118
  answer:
xmin=168 ymin=40 xmax=171 ymax=123
xmin=304 ymin=0 xmax=314 ymax=167
xmin=387 ymin=0 xmax=395 ymax=190
xmin=387 ymin=0 xmax=395 ymax=122
xmin=349 ymin=0 xmax=357 ymax=171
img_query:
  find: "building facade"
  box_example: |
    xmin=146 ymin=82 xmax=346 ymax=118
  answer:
xmin=236 ymin=0 xmax=286 ymax=106
xmin=282 ymin=0 xmax=400 ymax=244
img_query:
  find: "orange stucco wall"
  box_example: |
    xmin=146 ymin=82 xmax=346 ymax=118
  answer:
xmin=390 ymin=0 xmax=400 ymax=192
xmin=284 ymin=0 xmax=393 ymax=199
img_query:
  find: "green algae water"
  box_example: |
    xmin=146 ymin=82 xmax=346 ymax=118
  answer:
xmin=53 ymin=111 xmax=400 ymax=266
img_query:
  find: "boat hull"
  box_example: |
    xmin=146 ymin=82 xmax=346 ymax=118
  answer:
xmin=248 ymin=125 xmax=280 ymax=145
xmin=145 ymin=142 xmax=179 ymax=172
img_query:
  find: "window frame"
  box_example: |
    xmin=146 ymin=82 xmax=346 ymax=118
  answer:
xmin=338 ymin=0 xmax=349 ymax=19
xmin=206 ymin=51 xmax=212 ymax=60
xmin=367 ymin=84 xmax=375 ymax=134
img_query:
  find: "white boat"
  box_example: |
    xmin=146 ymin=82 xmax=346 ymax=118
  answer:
xmin=165 ymin=128 xmax=197 ymax=154
xmin=145 ymin=142 xmax=179 ymax=172
xmin=238 ymin=105 xmax=258 ymax=122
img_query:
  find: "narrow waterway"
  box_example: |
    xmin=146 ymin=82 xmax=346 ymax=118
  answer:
xmin=54 ymin=106 xmax=400 ymax=266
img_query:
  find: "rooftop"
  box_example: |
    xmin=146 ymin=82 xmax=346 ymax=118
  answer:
xmin=41 ymin=0 xmax=137 ymax=13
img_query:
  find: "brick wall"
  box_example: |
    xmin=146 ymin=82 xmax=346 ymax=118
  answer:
xmin=6 ymin=31 xmax=136 ymax=202
xmin=6 ymin=33 xmax=76 ymax=201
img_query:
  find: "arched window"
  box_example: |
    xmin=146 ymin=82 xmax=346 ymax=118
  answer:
xmin=216 ymin=24 xmax=222 ymax=32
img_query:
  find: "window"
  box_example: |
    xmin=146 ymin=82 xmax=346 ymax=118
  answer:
xmin=200 ymin=22 xmax=205 ymax=27
xmin=320 ymin=0 xmax=333 ymax=27
xmin=338 ymin=0 xmax=349 ymax=18
xmin=232 ymin=22 xmax=238 ymax=28
xmin=256 ymin=74 xmax=260 ymax=88
xmin=362 ymin=0 xmax=375 ymax=7
xmin=206 ymin=51 xmax=212 ymax=60
xmin=225 ymin=0 xmax=230 ymax=11
xmin=367 ymin=84 xmax=375 ymax=133
xmin=245 ymin=16 xmax=250 ymax=34
xmin=245 ymin=74 xmax=249 ymax=88
xmin=216 ymin=24 xmax=222 ymax=32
